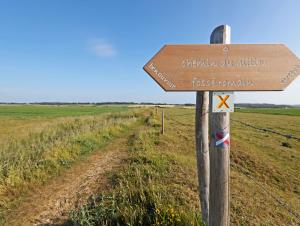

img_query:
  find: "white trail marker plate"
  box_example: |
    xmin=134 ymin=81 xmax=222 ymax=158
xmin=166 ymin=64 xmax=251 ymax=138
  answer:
xmin=212 ymin=92 xmax=234 ymax=113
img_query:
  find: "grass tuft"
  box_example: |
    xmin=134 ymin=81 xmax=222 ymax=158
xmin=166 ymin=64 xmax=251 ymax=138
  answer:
xmin=0 ymin=110 xmax=141 ymax=222
xmin=69 ymin=113 xmax=202 ymax=226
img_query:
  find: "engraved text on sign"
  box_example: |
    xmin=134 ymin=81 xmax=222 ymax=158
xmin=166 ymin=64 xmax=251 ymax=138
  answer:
xmin=143 ymin=44 xmax=300 ymax=91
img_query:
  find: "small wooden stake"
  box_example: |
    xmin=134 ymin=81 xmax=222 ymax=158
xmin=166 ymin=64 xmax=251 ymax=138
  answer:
xmin=161 ymin=109 xmax=164 ymax=134
xmin=209 ymin=25 xmax=231 ymax=226
xmin=195 ymin=91 xmax=210 ymax=225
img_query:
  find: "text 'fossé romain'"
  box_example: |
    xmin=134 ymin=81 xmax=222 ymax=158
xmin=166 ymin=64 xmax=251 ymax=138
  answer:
xmin=182 ymin=57 xmax=267 ymax=68
xmin=148 ymin=63 xmax=176 ymax=89
xmin=192 ymin=77 xmax=254 ymax=88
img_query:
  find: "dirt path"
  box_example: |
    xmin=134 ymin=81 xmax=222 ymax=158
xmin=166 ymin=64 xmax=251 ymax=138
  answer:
xmin=5 ymin=135 xmax=131 ymax=226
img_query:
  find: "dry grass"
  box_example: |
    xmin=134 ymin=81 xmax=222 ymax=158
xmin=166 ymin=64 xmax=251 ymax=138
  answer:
xmin=70 ymin=107 xmax=300 ymax=225
xmin=1 ymin=105 xmax=299 ymax=225
xmin=0 ymin=107 xmax=140 ymax=224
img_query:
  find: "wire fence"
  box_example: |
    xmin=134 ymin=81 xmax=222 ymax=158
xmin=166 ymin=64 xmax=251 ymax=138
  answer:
xmin=160 ymin=110 xmax=300 ymax=142
xmin=165 ymin=112 xmax=195 ymax=126
xmin=232 ymin=119 xmax=300 ymax=142
xmin=158 ymin=109 xmax=300 ymax=221
xmin=232 ymin=163 xmax=300 ymax=222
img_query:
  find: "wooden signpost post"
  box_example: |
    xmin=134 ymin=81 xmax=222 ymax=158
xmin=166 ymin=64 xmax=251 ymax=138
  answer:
xmin=209 ymin=25 xmax=231 ymax=226
xmin=143 ymin=24 xmax=300 ymax=226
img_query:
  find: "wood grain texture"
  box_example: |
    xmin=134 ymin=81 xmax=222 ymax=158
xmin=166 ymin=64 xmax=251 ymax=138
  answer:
xmin=195 ymin=91 xmax=210 ymax=226
xmin=144 ymin=43 xmax=300 ymax=91
xmin=209 ymin=25 xmax=231 ymax=226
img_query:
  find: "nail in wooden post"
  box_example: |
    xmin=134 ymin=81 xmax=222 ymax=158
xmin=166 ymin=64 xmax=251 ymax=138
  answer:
xmin=195 ymin=91 xmax=210 ymax=225
xmin=209 ymin=25 xmax=231 ymax=226
xmin=161 ymin=109 xmax=164 ymax=134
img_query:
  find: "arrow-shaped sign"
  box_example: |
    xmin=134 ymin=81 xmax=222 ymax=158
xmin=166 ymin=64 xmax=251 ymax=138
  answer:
xmin=143 ymin=44 xmax=300 ymax=91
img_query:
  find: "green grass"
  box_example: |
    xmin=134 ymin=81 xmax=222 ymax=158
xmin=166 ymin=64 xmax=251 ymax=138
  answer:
xmin=236 ymin=107 xmax=300 ymax=116
xmin=1 ymin=105 xmax=299 ymax=225
xmin=70 ymin=113 xmax=203 ymax=226
xmin=0 ymin=109 xmax=143 ymax=224
xmin=69 ymin=107 xmax=300 ymax=225
xmin=0 ymin=105 xmax=128 ymax=118
xmin=0 ymin=105 xmax=129 ymax=147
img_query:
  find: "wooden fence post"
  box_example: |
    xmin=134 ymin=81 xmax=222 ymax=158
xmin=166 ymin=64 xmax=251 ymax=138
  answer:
xmin=195 ymin=91 xmax=210 ymax=225
xmin=209 ymin=25 xmax=231 ymax=226
xmin=161 ymin=109 xmax=164 ymax=134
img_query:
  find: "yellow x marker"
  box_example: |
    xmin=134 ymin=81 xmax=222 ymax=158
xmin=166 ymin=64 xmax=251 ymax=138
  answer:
xmin=217 ymin=95 xmax=230 ymax=109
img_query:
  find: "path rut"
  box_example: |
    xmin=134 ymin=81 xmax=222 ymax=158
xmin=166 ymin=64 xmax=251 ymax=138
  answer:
xmin=5 ymin=136 xmax=130 ymax=226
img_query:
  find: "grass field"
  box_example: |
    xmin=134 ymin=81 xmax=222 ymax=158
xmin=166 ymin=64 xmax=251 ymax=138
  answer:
xmin=0 ymin=105 xmax=129 ymax=146
xmin=0 ymin=105 xmax=299 ymax=225
xmin=69 ymin=107 xmax=300 ymax=225
xmin=0 ymin=104 xmax=128 ymax=118
xmin=236 ymin=107 xmax=300 ymax=116
xmin=0 ymin=105 xmax=134 ymax=223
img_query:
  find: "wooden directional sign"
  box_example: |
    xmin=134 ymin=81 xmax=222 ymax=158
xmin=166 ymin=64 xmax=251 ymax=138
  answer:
xmin=143 ymin=44 xmax=300 ymax=91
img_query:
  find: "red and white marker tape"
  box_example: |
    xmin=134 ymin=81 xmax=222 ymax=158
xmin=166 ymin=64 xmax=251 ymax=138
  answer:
xmin=215 ymin=132 xmax=230 ymax=147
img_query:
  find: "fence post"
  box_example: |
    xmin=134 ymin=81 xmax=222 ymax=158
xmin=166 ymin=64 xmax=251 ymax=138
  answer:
xmin=161 ymin=109 xmax=164 ymax=134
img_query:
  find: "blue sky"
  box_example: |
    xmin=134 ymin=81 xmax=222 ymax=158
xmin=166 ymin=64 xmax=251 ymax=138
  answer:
xmin=0 ymin=0 xmax=300 ymax=104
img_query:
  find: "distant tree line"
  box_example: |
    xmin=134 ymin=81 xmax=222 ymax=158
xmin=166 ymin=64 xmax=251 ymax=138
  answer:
xmin=0 ymin=102 xmax=299 ymax=108
xmin=235 ymin=103 xmax=300 ymax=108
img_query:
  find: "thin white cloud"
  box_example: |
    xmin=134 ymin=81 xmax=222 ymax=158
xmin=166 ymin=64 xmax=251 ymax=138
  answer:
xmin=88 ymin=39 xmax=117 ymax=57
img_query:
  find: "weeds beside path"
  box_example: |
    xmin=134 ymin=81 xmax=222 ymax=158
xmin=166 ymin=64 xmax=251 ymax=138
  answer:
xmin=69 ymin=111 xmax=203 ymax=226
xmin=5 ymin=133 xmax=135 ymax=226
xmin=0 ymin=110 xmax=142 ymax=224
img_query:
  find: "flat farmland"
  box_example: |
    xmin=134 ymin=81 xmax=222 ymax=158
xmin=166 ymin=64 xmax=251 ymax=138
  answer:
xmin=0 ymin=105 xmax=129 ymax=118
xmin=0 ymin=105 xmax=128 ymax=145
xmin=0 ymin=105 xmax=299 ymax=225
xmin=236 ymin=107 xmax=300 ymax=116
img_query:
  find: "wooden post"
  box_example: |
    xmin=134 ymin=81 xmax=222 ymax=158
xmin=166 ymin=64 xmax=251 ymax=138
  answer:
xmin=161 ymin=109 xmax=164 ymax=134
xmin=195 ymin=91 xmax=210 ymax=226
xmin=143 ymin=23 xmax=300 ymax=226
xmin=209 ymin=25 xmax=231 ymax=226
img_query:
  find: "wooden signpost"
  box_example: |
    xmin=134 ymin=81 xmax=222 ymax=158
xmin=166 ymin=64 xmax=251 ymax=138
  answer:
xmin=209 ymin=25 xmax=231 ymax=226
xmin=143 ymin=44 xmax=300 ymax=91
xmin=143 ymin=24 xmax=300 ymax=226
